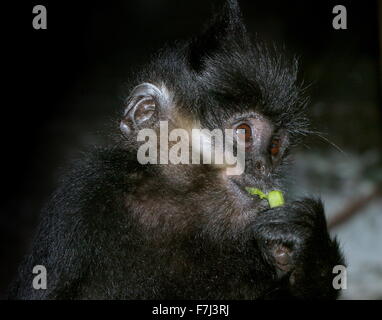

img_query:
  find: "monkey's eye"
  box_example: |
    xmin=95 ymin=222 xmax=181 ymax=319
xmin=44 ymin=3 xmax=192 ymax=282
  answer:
xmin=270 ymin=137 xmax=281 ymax=157
xmin=235 ymin=123 xmax=252 ymax=143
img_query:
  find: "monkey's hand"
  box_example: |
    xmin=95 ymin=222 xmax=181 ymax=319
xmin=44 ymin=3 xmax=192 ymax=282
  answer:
xmin=252 ymin=198 xmax=344 ymax=299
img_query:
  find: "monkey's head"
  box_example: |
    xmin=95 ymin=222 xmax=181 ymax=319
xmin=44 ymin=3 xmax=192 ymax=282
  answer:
xmin=118 ymin=0 xmax=309 ymax=235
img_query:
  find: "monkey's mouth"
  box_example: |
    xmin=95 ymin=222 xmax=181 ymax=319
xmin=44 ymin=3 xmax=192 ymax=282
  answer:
xmin=228 ymin=176 xmax=270 ymax=211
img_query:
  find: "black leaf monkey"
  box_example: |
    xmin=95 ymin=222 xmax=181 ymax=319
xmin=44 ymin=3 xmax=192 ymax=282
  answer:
xmin=9 ymin=0 xmax=344 ymax=299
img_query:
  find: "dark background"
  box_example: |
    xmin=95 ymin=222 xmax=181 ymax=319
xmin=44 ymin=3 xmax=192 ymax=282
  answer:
xmin=1 ymin=0 xmax=380 ymax=298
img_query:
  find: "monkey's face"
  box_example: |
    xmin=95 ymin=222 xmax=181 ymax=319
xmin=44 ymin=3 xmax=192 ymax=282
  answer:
xmin=119 ymin=80 xmax=294 ymax=217
xmin=119 ymin=1 xmax=307 ymax=225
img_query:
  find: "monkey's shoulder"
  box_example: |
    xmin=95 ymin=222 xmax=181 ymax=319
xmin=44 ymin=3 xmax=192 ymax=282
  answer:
xmin=42 ymin=146 xmax=146 ymax=222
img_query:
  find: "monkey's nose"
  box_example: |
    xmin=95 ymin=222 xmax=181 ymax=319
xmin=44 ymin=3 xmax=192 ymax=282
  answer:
xmin=255 ymin=160 xmax=266 ymax=173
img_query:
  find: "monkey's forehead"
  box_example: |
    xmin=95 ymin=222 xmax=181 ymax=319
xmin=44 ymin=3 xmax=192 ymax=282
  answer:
xmin=137 ymin=44 xmax=305 ymax=129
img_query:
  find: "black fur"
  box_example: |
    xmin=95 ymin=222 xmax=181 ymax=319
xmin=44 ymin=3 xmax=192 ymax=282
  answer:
xmin=9 ymin=0 xmax=344 ymax=299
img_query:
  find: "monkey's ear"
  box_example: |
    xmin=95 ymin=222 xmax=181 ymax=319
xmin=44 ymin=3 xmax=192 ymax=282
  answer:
xmin=187 ymin=0 xmax=249 ymax=72
xmin=120 ymin=83 xmax=164 ymax=135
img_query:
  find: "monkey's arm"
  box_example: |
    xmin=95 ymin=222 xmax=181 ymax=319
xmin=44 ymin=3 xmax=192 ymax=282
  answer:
xmin=8 ymin=147 xmax=130 ymax=299
xmin=252 ymin=199 xmax=345 ymax=299
xmin=9 ymin=204 xmax=93 ymax=299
